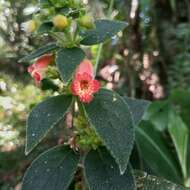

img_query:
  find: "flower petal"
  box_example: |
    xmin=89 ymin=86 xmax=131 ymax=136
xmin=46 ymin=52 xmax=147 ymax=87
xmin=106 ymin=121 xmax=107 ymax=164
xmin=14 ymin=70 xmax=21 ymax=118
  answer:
xmin=75 ymin=59 xmax=94 ymax=77
xmin=92 ymin=80 xmax=100 ymax=93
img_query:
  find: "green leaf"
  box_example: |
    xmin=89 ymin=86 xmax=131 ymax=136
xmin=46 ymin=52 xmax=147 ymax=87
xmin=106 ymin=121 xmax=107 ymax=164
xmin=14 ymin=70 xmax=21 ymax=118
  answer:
xmin=170 ymin=89 xmax=190 ymax=125
xmin=39 ymin=0 xmax=52 ymax=7
xmin=143 ymin=101 xmax=169 ymax=131
xmin=136 ymin=121 xmax=181 ymax=183
xmin=124 ymin=97 xmax=150 ymax=126
xmin=56 ymin=48 xmax=85 ymax=83
xmin=84 ymin=89 xmax=134 ymax=174
xmin=135 ymin=171 xmax=186 ymax=190
xmin=26 ymin=95 xmax=72 ymax=155
xmin=84 ymin=147 xmax=136 ymax=190
xmin=22 ymin=146 xmax=79 ymax=190
xmin=19 ymin=43 xmax=58 ymax=62
xmin=37 ymin=22 xmax=53 ymax=34
xmin=81 ymin=19 xmax=127 ymax=45
xmin=41 ymin=78 xmax=59 ymax=91
xmin=168 ymin=111 xmax=189 ymax=179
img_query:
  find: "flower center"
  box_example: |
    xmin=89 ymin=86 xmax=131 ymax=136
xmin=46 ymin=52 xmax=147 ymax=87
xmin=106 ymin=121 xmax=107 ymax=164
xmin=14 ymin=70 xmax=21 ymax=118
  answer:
xmin=80 ymin=80 xmax=89 ymax=90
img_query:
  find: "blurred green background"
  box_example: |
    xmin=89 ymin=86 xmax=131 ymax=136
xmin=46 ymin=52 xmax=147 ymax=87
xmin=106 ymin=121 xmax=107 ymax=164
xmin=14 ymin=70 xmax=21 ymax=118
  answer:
xmin=0 ymin=0 xmax=190 ymax=189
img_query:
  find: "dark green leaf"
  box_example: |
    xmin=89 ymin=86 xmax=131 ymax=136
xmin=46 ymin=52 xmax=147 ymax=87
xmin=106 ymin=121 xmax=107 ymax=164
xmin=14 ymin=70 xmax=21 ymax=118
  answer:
xmin=168 ymin=111 xmax=188 ymax=179
xmin=19 ymin=43 xmax=58 ymax=62
xmin=84 ymin=89 xmax=134 ymax=174
xmin=84 ymin=147 xmax=136 ymax=190
xmin=135 ymin=171 xmax=186 ymax=190
xmin=41 ymin=78 xmax=59 ymax=91
xmin=136 ymin=121 xmax=181 ymax=183
xmin=22 ymin=146 xmax=79 ymax=190
xmin=56 ymin=48 xmax=85 ymax=83
xmin=81 ymin=19 xmax=127 ymax=45
xmin=37 ymin=22 xmax=53 ymax=34
xmin=26 ymin=95 xmax=72 ymax=155
xmin=124 ymin=97 xmax=150 ymax=126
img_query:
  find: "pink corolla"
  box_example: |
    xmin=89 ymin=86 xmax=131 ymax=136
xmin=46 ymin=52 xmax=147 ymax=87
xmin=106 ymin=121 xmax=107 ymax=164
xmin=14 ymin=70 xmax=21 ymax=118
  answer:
xmin=71 ymin=59 xmax=100 ymax=103
xmin=28 ymin=54 xmax=53 ymax=84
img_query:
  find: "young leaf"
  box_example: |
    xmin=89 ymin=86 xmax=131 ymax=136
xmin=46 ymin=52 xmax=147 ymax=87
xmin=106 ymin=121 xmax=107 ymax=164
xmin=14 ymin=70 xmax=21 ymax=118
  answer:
xmin=84 ymin=89 xmax=135 ymax=174
xmin=136 ymin=121 xmax=181 ymax=183
xmin=80 ymin=19 xmax=127 ymax=45
xmin=168 ymin=111 xmax=189 ymax=179
xmin=22 ymin=146 xmax=79 ymax=190
xmin=135 ymin=171 xmax=186 ymax=190
xmin=56 ymin=48 xmax=85 ymax=83
xmin=26 ymin=95 xmax=72 ymax=155
xmin=124 ymin=97 xmax=150 ymax=126
xmin=19 ymin=43 xmax=58 ymax=62
xmin=84 ymin=147 xmax=136 ymax=190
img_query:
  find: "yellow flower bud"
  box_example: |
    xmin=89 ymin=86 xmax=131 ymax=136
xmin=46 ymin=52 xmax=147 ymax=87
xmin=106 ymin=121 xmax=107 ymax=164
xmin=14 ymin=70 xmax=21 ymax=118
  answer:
xmin=53 ymin=15 xmax=69 ymax=29
xmin=26 ymin=20 xmax=37 ymax=33
xmin=79 ymin=15 xmax=94 ymax=29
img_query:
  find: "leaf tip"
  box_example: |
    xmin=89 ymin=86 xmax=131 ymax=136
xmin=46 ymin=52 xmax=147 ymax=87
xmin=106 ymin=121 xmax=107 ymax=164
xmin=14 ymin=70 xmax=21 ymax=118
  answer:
xmin=119 ymin=165 xmax=127 ymax=175
xmin=25 ymin=141 xmax=32 ymax=156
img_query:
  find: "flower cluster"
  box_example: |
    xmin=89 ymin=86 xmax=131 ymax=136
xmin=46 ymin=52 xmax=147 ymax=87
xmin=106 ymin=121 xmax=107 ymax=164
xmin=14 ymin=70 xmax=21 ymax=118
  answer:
xmin=26 ymin=0 xmax=101 ymax=105
xmin=28 ymin=57 xmax=100 ymax=103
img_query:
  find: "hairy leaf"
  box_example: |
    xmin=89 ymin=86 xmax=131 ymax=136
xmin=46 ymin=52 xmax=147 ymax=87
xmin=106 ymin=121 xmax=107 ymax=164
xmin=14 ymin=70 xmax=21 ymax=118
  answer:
xmin=84 ymin=89 xmax=134 ymax=174
xmin=26 ymin=95 xmax=72 ymax=154
xmin=19 ymin=43 xmax=58 ymax=62
xmin=124 ymin=97 xmax=150 ymax=126
xmin=22 ymin=146 xmax=79 ymax=190
xmin=84 ymin=147 xmax=136 ymax=190
xmin=81 ymin=19 xmax=127 ymax=45
xmin=56 ymin=48 xmax=85 ymax=83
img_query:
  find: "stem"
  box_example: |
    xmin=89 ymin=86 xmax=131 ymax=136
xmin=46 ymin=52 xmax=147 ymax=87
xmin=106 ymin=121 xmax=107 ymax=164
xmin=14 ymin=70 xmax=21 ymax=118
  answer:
xmin=94 ymin=0 xmax=115 ymax=76
xmin=94 ymin=44 xmax=103 ymax=75
xmin=108 ymin=0 xmax=115 ymax=18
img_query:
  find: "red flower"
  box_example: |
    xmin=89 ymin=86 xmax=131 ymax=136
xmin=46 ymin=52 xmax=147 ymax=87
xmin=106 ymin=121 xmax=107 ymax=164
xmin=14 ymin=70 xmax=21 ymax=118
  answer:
xmin=71 ymin=60 xmax=100 ymax=103
xmin=28 ymin=54 xmax=53 ymax=84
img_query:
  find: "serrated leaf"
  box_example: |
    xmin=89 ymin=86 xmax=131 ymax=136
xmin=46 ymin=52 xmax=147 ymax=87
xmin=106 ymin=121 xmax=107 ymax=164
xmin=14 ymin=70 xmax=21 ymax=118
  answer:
xmin=168 ymin=111 xmax=188 ymax=178
xmin=19 ymin=43 xmax=58 ymax=62
xmin=84 ymin=147 xmax=136 ymax=190
xmin=124 ymin=97 xmax=150 ymax=126
xmin=56 ymin=48 xmax=85 ymax=83
xmin=84 ymin=89 xmax=134 ymax=174
xmin=136 ymin=121 xmax=181 ymax=183
xmin=26 ymin=95 xmax=72 ymax=155
xmin=22 ymin=146 xmax=79 ymax=190
xmin=135 ymin=171 xmax=186 ymax=190
xmin=37 ymin=22 xmax=53 ymax=34
xmin=81 ymin=19 xmax=127 ymax=45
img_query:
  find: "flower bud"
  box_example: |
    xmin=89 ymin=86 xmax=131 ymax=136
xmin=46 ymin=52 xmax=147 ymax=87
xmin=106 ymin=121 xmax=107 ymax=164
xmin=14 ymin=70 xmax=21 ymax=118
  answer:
xmin=79 ymin=15 xmax=94 ymax=29
xmin=28 ymin=54 xmax=54 ymax=85
xmin=53 ymin=15 xmax=69 ymax=29
xmin=25 ymin=20 xmax=37 ymax=33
